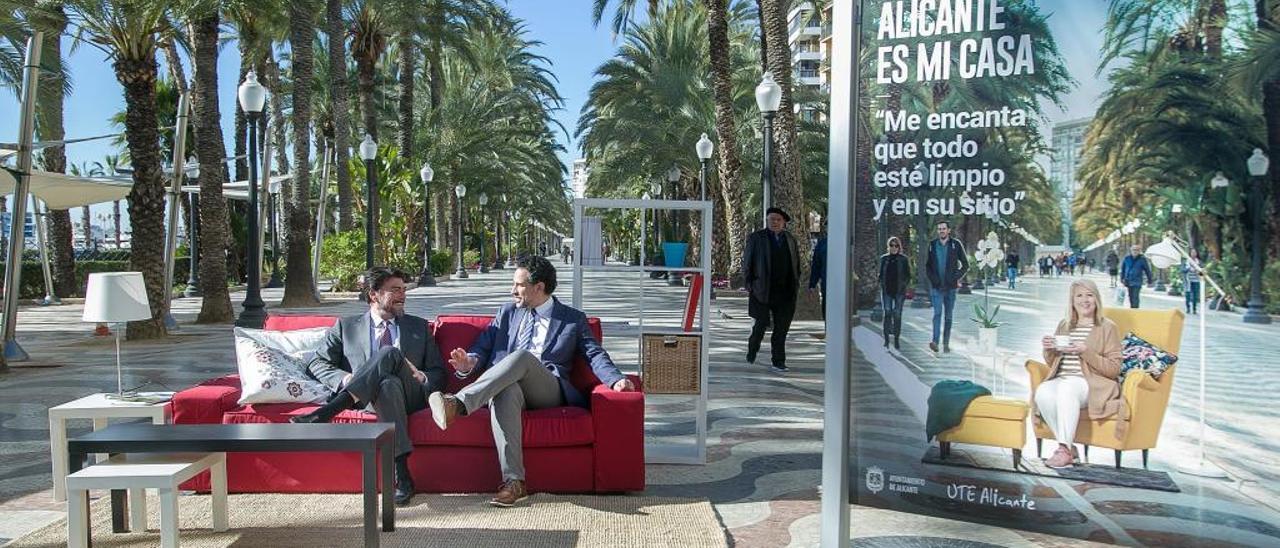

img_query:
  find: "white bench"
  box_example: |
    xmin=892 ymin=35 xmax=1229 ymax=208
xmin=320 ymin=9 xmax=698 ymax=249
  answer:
xmin=65 ymin=452 xmax=227 ymax=548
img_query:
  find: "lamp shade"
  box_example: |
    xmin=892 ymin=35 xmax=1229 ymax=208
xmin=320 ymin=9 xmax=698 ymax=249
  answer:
xmin=1247 ymin=148 xmax=1270 ymax=176
xmin=454 ymin=183 xmax=467 ymax=198
xmin=419 ymin=163 xmax=433 ymax=184
xmin=1210 ymin=171 xmax=1229 ymax=189
xmin=237 ymin=71 xmax=267 ymax=114
xmin=696 ymin=133 xmax=714 ymax=160
xmin=667 ymin=165 xmax=681 ymax=183
xmin=1146 ymin=239 xmax=1181 ymax=270
xmin=755 ymin=71 xmax=782 ymax=113
xmin=479 ymin=193 xmax=488 ymax=206
xmin=358 ymin=134 xmax=377 ymax=161
xmin=82 ymin=272 xmax=152 ymax=323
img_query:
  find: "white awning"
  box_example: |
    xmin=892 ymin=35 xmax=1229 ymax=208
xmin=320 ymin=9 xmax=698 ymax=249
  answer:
xmin=180 ymin=174 xmax=291 ymax=201
xmin=0 ymin=168 xmax=133 ymax=209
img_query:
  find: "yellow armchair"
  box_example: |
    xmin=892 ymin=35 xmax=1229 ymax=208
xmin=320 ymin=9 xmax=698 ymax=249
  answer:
xmin=1025 ymin=308 xmax=1184 ymax=469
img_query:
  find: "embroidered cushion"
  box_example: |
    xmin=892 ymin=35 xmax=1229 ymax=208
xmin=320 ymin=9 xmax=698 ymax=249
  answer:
xmin=1120 ymin=332 xmax=1178 ymax=382
xmin=234 ymin=327 xmax=332 ymax=405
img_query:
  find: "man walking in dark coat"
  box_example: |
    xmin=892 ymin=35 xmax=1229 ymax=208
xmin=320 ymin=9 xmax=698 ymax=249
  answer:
xmin=743 ymin=207 xmax=801 ymax=373
xmin=925 ymin=220 xmax=968 ymax=353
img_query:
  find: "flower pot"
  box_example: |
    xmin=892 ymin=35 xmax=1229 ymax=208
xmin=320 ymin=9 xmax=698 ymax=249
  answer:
xmin=977 ymin=327 xmax=998 ymax=355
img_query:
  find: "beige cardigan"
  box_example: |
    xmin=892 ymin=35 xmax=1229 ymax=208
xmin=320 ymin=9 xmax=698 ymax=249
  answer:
xmin=1034 ymin=317 xmax=1128 ymax=440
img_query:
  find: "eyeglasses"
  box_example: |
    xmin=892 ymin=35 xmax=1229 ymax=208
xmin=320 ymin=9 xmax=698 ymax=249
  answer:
xmin=889 ymin=243 xmax=900 ymax=248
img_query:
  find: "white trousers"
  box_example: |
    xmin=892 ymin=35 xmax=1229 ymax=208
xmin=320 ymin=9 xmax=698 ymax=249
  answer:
xmin=1034 ymin=375 xmax=1090 ymax=445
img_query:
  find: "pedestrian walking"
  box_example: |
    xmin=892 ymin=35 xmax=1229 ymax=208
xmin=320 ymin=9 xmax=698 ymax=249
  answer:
xmin=807 ymin=222 xmax=828 ymax=337
xmin=1006 ymin=249 xmax=1020 ymax=289
xmin=925 ymin=220 xmax=968 ymax=353
xmin=1120 ymin=244 xmax=1154 ymax=308
xmin=1105 ymin=247 xmax=1120 ymax=288
xmin=743 ymin=207 xmax=801 ymax=373
xmin=1182 ymin=249 xmax=1202 ymax=315
xmin=880 ymin=237 xmax=910 ymax=349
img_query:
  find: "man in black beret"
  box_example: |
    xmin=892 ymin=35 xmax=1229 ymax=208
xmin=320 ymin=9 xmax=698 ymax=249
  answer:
xmin=742 ymin=207 xmax=801 ymax=372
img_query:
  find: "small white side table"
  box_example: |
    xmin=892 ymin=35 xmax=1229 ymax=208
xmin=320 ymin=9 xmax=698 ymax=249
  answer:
xmin=49 ymin=393 xmax=170 ymax=529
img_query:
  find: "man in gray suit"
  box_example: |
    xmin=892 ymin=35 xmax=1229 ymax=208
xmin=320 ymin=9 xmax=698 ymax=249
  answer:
xmin=293 ymin=266 xmax=445 ymax=506
xmin=427 ymin=255 xmax=634 ymax=507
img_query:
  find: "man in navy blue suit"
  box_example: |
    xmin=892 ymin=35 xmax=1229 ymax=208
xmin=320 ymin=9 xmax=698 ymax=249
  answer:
xmin=428 ymin=255 xmax=634 ymax=507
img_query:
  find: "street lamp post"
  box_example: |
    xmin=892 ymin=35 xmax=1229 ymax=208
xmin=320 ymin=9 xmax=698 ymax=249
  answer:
xmin=235 ymin=71 xmax=268 ymax=328
xmin=184 ymin=192 xmax=201 ymax=298
xmin=755 ymin=72 xmax=782 ymax=227
xmin=417 ymin=163 xmax=436 ymax=287
xmin=265 ymin=178 xmax=283 ymax=288
xmin=492 ymin=197 xmax=504 ymax=270
xmin=454 ymin=184 xmax=469 ymax=279
xmin=649 ymin=179 xmax=663 ymax=250
xmin=359 ymin=134 xmax=378 ymax=269
xmin=696 ymin=133 xmax=713 ymax=201
xmin=1244 ymin=148 xmax=1271 ymax=324
xmin=478 ymin=193 xmax=489 ymax=273
xmin=503 ymin=194 xmax=515 ymax=268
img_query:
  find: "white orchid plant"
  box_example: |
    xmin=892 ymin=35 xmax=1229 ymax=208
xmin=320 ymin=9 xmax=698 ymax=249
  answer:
xmin=971 ymin=231 xmax=1002 ymax=328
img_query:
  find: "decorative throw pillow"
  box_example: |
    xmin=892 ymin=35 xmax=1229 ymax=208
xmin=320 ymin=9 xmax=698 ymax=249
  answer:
xmin=1119 ymin=332 xmax=1178 ymax=382
xmin=234 ymin=327 xmax=332 ymax=405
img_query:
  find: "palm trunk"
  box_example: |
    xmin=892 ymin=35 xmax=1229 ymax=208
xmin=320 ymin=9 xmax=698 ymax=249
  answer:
xmin=81 ymin=206 xmax=91 ymax=248
xmin=191 ymin=13 xmax=234 ymax=322
xmin=34 ymin=8 xmax=77 ymax=298
xmin=113 ymin=201 xmax=122 ymax=248
xmin=761 ymin=0 xmax=818 ymax=318
xmin=357 ymin=55 xmax=378 ymax=141
xmin=397 ymin=36 xmax=415 ymax=159
xmin=116 ymin=54 xmax=168 ymax=339
xmin=162 ymin=36 xmax=189 ymax=95
xmin=706 ymin=0 xmax=749 ymax=287
xmin=234 ymin=49 xmax=249 ymax=182
xmin=264 ymin=55 xmax=292 ymax=180
xmin=282 ymin=0 xmax=320 ymax=306
xmin=328 ymin=0 xmax=354 ymax=231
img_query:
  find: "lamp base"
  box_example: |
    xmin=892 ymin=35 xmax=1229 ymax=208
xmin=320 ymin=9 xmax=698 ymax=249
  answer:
xmin=1175 ymin=459 xmax=1228 ymax=479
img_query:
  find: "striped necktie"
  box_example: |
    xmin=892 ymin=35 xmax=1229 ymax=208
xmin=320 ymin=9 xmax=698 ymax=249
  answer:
xmin=377 ymin=321 xmax=394 ymax=349
xmin=515 ymin=309 xmax=538 ymax=351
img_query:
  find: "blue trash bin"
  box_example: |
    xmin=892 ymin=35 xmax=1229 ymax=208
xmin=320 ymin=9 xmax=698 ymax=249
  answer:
xmin=662 ymin=242 xmax=688 ymax=268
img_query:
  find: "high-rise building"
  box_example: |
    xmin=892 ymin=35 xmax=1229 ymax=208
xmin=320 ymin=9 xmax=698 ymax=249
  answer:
xmin=789 ymin=2 xmax=827 ymax=121
xmin=571 ymin=159 xmax=589 ymax=199
xmin=1049 ymin=117 xmax=1091 ymax=248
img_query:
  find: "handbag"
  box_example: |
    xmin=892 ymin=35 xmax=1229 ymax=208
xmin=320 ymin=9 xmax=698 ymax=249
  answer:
xmin=1113 ymin=285 xmax=1127 ymax=306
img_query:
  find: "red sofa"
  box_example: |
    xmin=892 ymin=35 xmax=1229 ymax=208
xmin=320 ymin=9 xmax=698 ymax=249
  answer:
xmin=172 ymin=314 xmax=645 ymax=494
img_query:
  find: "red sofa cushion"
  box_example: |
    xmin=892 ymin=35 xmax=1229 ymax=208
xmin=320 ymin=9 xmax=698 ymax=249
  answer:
xmin=264 ymin=314 xmax=339 ymax=331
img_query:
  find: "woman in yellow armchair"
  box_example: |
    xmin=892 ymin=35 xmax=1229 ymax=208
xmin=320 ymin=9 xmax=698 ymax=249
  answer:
xmin=1034 ymin=279 xmax=1125 ymax=468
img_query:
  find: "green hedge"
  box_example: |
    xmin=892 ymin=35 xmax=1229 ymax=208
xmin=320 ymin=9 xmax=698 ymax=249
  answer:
xmin=0 ymin=258 xmax=191 ymax=300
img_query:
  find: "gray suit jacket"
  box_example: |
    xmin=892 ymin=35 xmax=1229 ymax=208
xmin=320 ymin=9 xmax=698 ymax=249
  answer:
xmin=306 ymin=313 xmax=445 ymax=395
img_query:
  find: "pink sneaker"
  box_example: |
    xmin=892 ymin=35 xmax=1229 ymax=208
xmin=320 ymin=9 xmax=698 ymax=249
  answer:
xmin=1045 ymin=446 xmax=1074 ymax=468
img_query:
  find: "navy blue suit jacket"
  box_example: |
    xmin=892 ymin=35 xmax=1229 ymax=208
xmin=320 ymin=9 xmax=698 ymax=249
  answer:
xmin=467 ymin=297 xmax=625 ymax=408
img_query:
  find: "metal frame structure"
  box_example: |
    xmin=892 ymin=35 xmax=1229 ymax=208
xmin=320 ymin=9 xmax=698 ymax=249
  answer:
xmin=570 ymin=197 xmax=713 ymax=464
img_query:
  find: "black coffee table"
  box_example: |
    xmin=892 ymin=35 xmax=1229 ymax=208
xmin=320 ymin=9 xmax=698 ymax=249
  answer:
xmin=67 ymin=422 xmax=395 ymax=547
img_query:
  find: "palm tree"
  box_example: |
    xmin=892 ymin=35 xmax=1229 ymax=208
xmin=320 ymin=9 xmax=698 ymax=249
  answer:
xmin=348 ymin=0 xmax=387 ymax=140
xmin=326 ymin=0 xmax=354 ymax=230
xmin=65 ymin=0 xmax=175 ymax=339
xmin=704 ymin=0 xmax=749 ymax=285
xmin=281 ymin=0 xmax=320 ymax=306
xmin=187 ymin=0 xmax=234 ymax=322
xmin=591 ymin=0 xmax=661 ymax=36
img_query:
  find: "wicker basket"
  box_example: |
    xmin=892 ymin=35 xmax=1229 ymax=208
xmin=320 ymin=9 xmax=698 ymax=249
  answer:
xmin=641 ymin=334 xmax=701 ymax=394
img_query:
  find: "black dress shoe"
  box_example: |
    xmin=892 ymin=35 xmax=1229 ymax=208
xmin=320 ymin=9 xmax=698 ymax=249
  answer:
xmin=746 ymin=351 xmax=757 ymax=364
xmin=394 ymin=475 xmax=415 ymax=506
xmin=289 ymin=410 xmax=328 ymax=424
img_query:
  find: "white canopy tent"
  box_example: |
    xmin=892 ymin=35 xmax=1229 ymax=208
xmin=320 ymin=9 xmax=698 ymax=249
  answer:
xmin=0 ymin=169 xmax=133 ymax=209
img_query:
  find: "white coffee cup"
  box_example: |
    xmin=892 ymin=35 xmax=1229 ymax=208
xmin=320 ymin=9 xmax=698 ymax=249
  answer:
xmin=1054 ymin=335 xmax=1071 ymax=350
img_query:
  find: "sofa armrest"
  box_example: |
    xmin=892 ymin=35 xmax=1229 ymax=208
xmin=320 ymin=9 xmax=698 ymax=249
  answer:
xmin=171 ymin=375 xmax=243 ymax=425
xmin=590 ymin=374 xmax=645 ymax=492
xmin=1025 ymin=360 xmax=1049 ymax=392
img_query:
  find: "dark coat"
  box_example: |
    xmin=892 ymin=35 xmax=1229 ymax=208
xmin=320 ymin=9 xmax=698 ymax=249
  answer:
xmin=808 ymin=236 xmax=827 ymax=294
xmin=307 ymin=313 xmax=446 ymax=395
xmin=467 ymin=298 xmax=626 ymax=408
xmin=879 ymin=253 xmax=911 ymax=296
xmin=1120 ymin=254 xmax=1154 ymax=288
xmin=743 ymin=228 xmax=801 ymax=305
xmin=925 ymin=238 xmax=969 ymax=290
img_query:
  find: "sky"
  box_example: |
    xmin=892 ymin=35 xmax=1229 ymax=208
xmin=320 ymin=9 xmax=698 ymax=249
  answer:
xmin=0 ymin=0 xmax=620 ymax=225
xmin=2 ymin=0 xmax=1105 ymax=230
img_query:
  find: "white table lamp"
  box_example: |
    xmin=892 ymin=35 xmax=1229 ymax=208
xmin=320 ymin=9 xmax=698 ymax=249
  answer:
xmin=83 ymin=272 xmax=152 ymax=396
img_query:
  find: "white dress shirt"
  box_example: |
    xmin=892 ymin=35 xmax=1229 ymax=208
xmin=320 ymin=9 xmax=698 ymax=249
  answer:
xmin=522 ymin=298 xmax=556 ymax=356
xmin=368 ymin=311 xmax=400 ymax=354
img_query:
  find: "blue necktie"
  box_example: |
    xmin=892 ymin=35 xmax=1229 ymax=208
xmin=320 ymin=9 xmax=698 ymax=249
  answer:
xmin=515 ymin=309 xmax=538 ymax=351
xmin=377 ymin=321 xmax=394 ymax=349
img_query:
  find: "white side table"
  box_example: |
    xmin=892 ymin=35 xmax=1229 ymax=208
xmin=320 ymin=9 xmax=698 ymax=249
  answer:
xmin=49 ymin=393 xmax=170 ymax=529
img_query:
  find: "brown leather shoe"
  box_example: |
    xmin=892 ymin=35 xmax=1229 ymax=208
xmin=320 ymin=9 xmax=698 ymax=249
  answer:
xmin=428 ymin=392 xmax=462 ymax=430
xmin=489 ymin=479 xmax=528 ymax=507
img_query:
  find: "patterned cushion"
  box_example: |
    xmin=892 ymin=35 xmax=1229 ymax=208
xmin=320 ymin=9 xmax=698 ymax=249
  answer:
xmin=234 ymin=327 xmax=332 ymax=405
xmin=1120 ymin=332 xmax=1178 ymax=382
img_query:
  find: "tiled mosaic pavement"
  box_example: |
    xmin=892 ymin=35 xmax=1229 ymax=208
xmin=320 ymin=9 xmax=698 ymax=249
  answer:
xmin=0 ymin=261 xmax=1276 ymax=546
